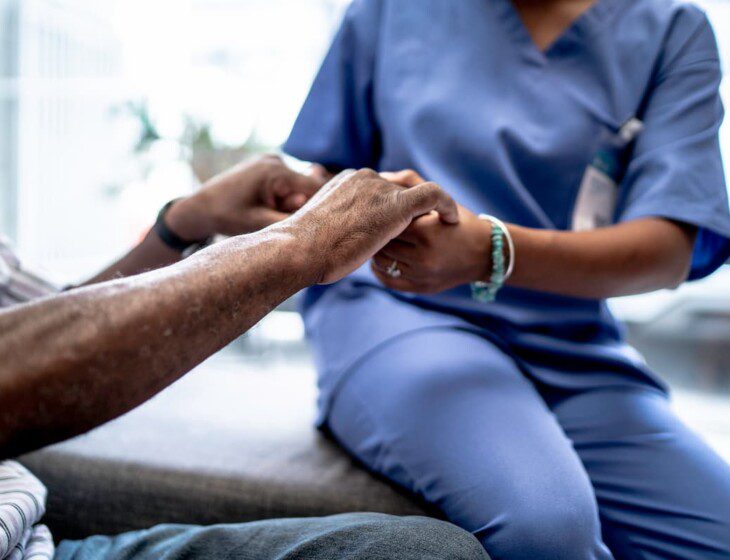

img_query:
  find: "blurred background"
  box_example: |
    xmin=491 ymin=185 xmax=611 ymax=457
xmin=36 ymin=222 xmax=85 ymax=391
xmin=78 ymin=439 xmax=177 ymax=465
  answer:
xmin=0 ymin=0 xmax=728 ymax=458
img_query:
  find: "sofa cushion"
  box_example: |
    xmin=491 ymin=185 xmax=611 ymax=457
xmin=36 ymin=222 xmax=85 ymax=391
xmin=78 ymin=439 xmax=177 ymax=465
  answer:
xmin=20 ymin=355 xmax=434 ymax=541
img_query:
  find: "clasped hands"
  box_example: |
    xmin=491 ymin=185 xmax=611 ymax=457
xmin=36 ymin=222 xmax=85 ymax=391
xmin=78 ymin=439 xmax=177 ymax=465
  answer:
xmin=371 ymin=170 xmax=492 ymax=294
xmin=167 ymin=156 xmax=492 ymax=293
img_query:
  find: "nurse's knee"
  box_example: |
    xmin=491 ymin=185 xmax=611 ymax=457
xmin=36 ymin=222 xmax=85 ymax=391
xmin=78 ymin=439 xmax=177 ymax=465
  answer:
xmin=480 ymin=495 xmax=606 ymax=560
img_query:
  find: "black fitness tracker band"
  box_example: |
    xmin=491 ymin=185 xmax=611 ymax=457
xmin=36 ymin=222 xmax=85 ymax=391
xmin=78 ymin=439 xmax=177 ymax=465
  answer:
xmin=153 ymin=199 xmax=211 ymax=253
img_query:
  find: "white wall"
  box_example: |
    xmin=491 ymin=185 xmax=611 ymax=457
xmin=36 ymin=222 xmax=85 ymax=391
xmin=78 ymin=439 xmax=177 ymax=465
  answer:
xmin=12 ymin=0 xmax=129 ymax=281
xmin=0 ymin=0 xmax=20 ymax=239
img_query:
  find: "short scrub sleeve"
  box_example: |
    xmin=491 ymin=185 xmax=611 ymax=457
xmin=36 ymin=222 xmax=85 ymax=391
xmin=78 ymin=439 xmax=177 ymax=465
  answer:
xmin=618 ymin=6 xmax=730 ymax=280
xmin=283 ymin=0 xmax=383 ymax=171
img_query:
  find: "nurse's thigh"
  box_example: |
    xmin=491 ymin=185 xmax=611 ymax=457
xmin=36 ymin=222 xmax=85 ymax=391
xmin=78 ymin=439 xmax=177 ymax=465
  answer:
xmin=327 ymin=328 xmax=613 ymax=560
xmin=552 ymin=388 xmax=730 ymax=560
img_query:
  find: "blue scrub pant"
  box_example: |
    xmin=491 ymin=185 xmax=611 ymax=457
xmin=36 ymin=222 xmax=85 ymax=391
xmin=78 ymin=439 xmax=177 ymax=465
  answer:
xmin=327 ymin=328 xmax=730 ymax=560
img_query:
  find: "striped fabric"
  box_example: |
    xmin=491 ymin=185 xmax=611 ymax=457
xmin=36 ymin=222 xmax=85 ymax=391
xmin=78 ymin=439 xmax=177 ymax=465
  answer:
xmin=1 ymin=238 xmax=58 ymax=559
xmin=0 ymin=463 xmax=53 ymax=560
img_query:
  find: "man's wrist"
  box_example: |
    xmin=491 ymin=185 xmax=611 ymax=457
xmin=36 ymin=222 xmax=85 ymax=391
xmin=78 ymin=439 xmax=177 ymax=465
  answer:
xmin=269 ymin=220 xmax=327 ymax=286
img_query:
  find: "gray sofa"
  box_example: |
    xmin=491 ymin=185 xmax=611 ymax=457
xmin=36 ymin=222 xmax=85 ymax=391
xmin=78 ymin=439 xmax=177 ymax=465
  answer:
xmin=20 ymin=356 xmax=436 ymax=542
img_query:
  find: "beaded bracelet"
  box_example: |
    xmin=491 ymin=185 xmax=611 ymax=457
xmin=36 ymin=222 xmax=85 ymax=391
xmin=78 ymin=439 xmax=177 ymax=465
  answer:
xmin=471 ymin=215 xmax=514 ymax=303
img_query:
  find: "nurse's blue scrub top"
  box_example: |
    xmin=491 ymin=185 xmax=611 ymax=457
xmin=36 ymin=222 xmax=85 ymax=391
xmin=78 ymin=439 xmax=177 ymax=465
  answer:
xmin=284 ymin=0 xmax=730 ymax=418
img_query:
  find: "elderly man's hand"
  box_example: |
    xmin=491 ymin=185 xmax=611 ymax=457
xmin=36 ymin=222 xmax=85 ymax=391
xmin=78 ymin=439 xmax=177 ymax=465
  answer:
xmin=284 ymin=169 xmax=459 ymax=284
xmin=165 ymin=155 xmax=324 ymax=240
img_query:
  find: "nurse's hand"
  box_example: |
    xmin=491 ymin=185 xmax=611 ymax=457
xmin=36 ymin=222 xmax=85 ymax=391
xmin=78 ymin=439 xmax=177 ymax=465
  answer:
xmin=287 ymin=169 xmax=459 ymax=284
xmin=372 ymin=201 xmax=492 ymax=294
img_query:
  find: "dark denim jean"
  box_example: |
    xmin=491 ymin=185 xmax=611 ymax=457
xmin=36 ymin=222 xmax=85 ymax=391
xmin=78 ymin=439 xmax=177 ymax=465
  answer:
xmin=54 ymin=513 xmax=489 ymax=560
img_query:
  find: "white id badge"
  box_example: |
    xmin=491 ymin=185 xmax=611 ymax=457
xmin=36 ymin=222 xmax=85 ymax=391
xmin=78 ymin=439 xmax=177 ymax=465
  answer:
xmin=571 ymin=166 xmax=618 ymax=231
xmin=572 ymin=119 xmax=643 ymax=231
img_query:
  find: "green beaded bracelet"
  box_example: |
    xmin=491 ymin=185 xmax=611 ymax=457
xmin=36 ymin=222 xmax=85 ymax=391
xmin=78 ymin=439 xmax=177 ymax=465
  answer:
xmin=471 ymin=216 xmax=507 ymax=303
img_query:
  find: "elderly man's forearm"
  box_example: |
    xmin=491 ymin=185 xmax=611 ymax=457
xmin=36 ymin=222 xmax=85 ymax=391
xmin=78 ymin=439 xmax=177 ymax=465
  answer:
xmin=0 ymin=227 xmax=313 ymax=459
xmin=0 ymin=168 xmax=458 ymax=458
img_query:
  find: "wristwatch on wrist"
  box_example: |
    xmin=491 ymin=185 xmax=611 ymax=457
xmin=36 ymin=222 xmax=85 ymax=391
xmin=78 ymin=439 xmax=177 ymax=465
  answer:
xmin=153 ymin=199 xmax=212 ymax=254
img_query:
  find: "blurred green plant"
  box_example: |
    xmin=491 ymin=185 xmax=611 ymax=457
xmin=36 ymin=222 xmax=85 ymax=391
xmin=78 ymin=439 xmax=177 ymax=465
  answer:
xmin=116 ymin=100 xmax=273 ymax=183
xmin=121 ymin=101 xmax=162 ymax=153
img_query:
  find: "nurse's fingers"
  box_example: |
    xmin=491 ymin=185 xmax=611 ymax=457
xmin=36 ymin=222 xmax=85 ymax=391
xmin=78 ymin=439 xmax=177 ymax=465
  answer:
xmin=381 ymin=169 xmax=425 ymax=187
xmin=371 ymin=252 xmax=414 ymax=278
xmin=279 ymin=192 xmax=308 ymax=212
xmin=398 ymin=182 xmax=460 ymax=225
xmin=393 ymin=223 xmax=422 ymax=244
xmin=376 ymin=239 xmax=418 ymax=262
xmin=371 ymin=263 xmax=435 ymax=293
xmin=308 ymin=164 xmax=333 ymax=184
xmin=393 ymin=212 xmax=440 ymax=244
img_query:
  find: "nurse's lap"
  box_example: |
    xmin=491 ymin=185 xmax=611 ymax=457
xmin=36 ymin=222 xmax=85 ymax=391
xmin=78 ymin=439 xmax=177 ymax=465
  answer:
xmin=326 ymin=326 xmax=730 ymax=559
xmin=326 ymin=328 xmax=608 ymax=557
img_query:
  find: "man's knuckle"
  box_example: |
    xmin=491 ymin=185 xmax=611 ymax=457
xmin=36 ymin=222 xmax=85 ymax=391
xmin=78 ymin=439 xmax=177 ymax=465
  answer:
xmin=423 ymin=182 xmax=441 ymax=197
xmin=358 ymin=168 xmax=378 ymax=179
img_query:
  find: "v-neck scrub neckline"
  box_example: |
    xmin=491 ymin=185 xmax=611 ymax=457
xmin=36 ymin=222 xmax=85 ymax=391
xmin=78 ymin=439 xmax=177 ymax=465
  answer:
xmin=497 ymin=0 xmax=618 ymax=64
